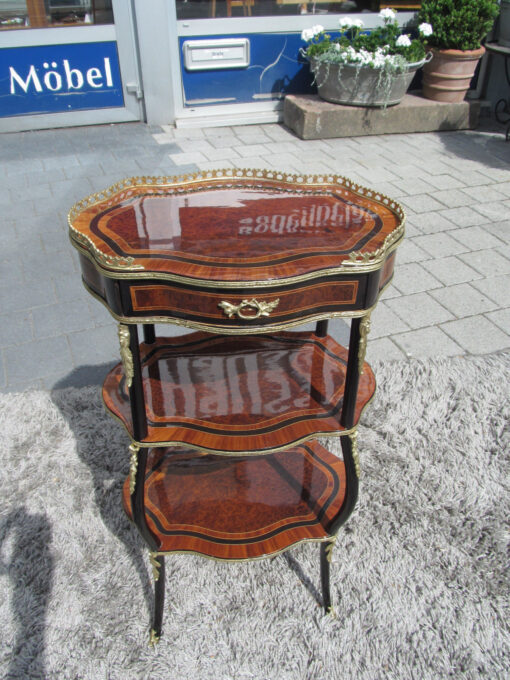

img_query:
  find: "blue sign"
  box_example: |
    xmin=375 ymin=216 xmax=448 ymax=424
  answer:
xmin=0 ymin=41 xmax=124 ymax=118
xmin=180 ymin=33 xmax=317 ymax=107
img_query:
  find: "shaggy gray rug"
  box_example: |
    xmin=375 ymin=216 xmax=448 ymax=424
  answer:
xmin=0 ymin=353 xmax=508 ymax=679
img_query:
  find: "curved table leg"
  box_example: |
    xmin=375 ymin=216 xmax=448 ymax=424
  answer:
xmin=320 ymin=540 xmax=335 ymax=614
xmin=149 ymin=552 xmax=166 ymax=647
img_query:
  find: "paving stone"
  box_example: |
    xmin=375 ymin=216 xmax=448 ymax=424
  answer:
xmin=0 ymin=310 xmax=33 ymax=348
xmin=196 ymin=160 xmax=236 ymax=171
xmin=471 ymin=274 xmax=510 ymax=307
xmin=0 ymin=278 xmax=57 ymax=315
xmin=369 ymin=181 xmax=408 ymax=198
xmin=385 ymin=292 xmax=454 ymax=330
xmin=236 ymin=144 xmax=272 ymax=158
xmin=458 ymin=185 xmax=508 ymax=204
xmin=413 ymin=232 xmax=468 ymax=258
xmin=449 ymin=225 xmax=506 ymax=251
xmin=206 ymin=135 xmax=239 ymax=149
xmin=172 ymin=128 xmax=205 ymax=139
xmin=437 ymin=206 xmax=490 ymax=228
xmin=478 ymin=167 xmax=510 ymax=182
xmin=168 ymin=151 xmax=208 ymax=166
xmin=152 ymin=132 xmax=176 ymax=144
xmin=485 ymin=307 xmax=510 ymax=335
xmin=484 ymin=220 xmax=510 ymax=244
xmin=263 ymin=152 xmax=303 ymax=170
xmin=202 ymin=146 xmax=241 ymax=162
xmin=3 ymin=335 xmax=73 ymax=383
xmin=231 ymin=156 xmax=274 ymax=170
xmin=391 ymin=164 xmax=434 ymax=180
xmin=369 ymin=302 xmax=410 ymax=339
xmin=440 ymin=315 xmax=510 ymax=354
xmin=421 ymin=174 xmax=466 ymax=191
xmin=366 ymin=336 xmax=406 ymax=363
xmin=32 ymin=301 xmax=96 ymax=339
xmin=495 ymin=181 xmax=510 ymax=197
xmin=470 ymin=201 xmax=509 ymax=225
xmin=406 ymin=212 xmax=456 ymax=235
xmin=0 ymin=353 xmax=6 ymax=388
xmin=392 ymin=262 xmax=442 ymax=294
xmin=433 ymin=189 xmax=476 ymax=209
xmin=446 ymin=170 xmax=492 ymax=187
xmin=352 ymin=166 xmax=400 ymax=185
xmin=458 ymin=249 xmax=510 ymax=277
xmin=42 ymin=155 xmax=80 ymax=170
xmin=386 ymin=177 xmax=436 ymax=196
xmin=394 ymin=238 xmax=429 ymax=264
xmin=67 ymin=325 xmax=119 ymax=366
xmin=422 ymin=256 xmax=482 ymax=286
xmin=393 ymin=326 xmax=464 ymax=358
xmin=175 ymin=139 xmax=215 ymax=154
xmin=0 ymin=378 xmax=45 ymax=393
xmin=429 ymin=283 xmax=498 ymax=318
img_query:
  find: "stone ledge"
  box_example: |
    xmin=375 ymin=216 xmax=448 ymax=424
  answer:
xmin=283 ymin=92 xmax=481 ymax=140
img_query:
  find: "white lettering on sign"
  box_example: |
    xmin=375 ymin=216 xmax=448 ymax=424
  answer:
xmin=9 ymin=58 xmax=114 ymax=95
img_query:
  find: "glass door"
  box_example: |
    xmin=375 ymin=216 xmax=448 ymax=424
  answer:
xmin=0 ymin=0 xmax=143 ymax=131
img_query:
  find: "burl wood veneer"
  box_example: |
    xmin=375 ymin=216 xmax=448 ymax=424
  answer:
xmin=103 ymin=331 xmax=376 ymax=453
xmin=122 ymin=440 xmax=347 ymax=559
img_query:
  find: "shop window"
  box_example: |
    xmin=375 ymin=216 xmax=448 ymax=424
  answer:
xmin=176 ymin=0 xmax=421 ymax=20
xmin=0 ymin=0 xmax=113 ymax=29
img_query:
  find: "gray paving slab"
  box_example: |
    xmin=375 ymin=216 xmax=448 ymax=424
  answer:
xmin=429 ymin=283 xmax=499 ymax=318
xmin=0 ymin=310 xmax=34 ymax=348
xmin=458 ymin=249 xmax=510 ymax=278
xmin=3 ymin=335 xmax=72 ymax=384
xmin=441 ymin=315 xmax=510 ymax=354
xmin=394 ymin=326 xmax=465 ymax=358
xmin=486 ymin=307 xmax=510 ymax=334
xmin=421 ymin=256 xmax=483 ymax=286
xmin=385 ymin=293 xmax=455 ymax=330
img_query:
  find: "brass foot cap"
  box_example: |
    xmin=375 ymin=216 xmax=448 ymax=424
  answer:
xmin=148 ymin=629 xmax=160 ymax=648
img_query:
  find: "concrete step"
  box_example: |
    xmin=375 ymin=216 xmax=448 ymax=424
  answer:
xmin=283 ymin=92 xmax=481 ymax=140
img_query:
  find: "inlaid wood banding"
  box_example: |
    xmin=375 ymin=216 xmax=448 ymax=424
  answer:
xmin=122 ymin=441 xmax=347 ymax=559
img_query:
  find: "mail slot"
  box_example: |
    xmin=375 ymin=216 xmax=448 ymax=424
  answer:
xmin=183 ymin=38 xmax=250 ymax=71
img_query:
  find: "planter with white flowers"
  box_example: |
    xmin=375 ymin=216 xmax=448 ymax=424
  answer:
xmin=301 ymin=9 xmax=433 ymax=108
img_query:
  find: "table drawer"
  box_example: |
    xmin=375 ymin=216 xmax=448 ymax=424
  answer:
xmin=127 ymin=279 xmax=360 ymax=327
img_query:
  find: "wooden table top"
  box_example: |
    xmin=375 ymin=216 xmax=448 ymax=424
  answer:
xmin=69 ymin=169 xmax=405 ymax=286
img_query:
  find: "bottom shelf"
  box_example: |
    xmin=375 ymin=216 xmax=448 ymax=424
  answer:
xmin=123 ymin=440 xmax=347 ymax=560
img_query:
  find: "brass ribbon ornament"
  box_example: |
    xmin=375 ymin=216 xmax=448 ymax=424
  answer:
xmin=219 ymin=298 xmax=280 ymax=320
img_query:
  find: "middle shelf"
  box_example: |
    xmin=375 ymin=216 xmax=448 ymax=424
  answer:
xmin=103 ymin=331 xmax=376 ymax=454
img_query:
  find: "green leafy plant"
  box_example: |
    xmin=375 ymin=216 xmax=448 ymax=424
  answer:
xmin=302 ymin=10 xmax=430 ymax=68
xmin=300 ymin=10 xmax=432 ymax=109
xmin=418 ymin=0 xmax=499 ymax=51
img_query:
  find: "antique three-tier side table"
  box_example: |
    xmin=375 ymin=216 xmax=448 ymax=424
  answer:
xmin=68 ymin=169 xmax=405 ymax=646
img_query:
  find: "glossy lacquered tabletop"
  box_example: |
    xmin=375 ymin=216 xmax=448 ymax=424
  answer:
xmin=69 ymin=170 xmax=405 ymax=284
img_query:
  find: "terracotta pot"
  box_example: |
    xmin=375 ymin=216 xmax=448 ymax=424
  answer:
xmin=422 ymin=46 xmax=485 ymax=103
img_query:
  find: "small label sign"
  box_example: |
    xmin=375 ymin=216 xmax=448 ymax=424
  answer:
xmin=0 ymin=41 xmax=124 ymax=118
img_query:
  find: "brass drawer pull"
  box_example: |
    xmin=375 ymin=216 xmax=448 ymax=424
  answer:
xmin=219 ymin=298 xmax=279 ymax=320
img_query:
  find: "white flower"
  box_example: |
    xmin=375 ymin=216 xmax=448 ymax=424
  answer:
xmin=352 ymin=18 xmax=364 ymax=29
xmin=379 ymin=8 xmax=396 ymax=21
xmin=418 ymin=22 xmax=433 ymax=37
xmin=312 ymin=24 xmax=324 ymax=36
xmin=339 ymin=17 xmax=353 ymax=29
xmin=301 ymin=28 xmax=314 ymax=41
xmin=396 ymin=34 xmax=412 ymax=47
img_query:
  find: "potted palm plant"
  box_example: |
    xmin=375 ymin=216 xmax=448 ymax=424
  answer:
xmin=419 ymin=0 xmax=499 ymax=102
xmin=301 ymin=9 xmax=432 ymax=108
